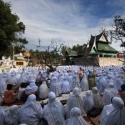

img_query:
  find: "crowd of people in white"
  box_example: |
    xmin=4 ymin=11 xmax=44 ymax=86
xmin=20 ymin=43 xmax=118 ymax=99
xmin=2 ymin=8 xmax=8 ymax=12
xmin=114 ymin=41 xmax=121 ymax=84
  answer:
xmin=0 ymin=65 xmax=125 ymax=125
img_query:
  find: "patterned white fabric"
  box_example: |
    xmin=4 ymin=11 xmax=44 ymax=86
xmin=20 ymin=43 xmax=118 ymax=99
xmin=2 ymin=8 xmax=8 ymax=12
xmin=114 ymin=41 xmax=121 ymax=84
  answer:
xmin=66 ymin=87 xmax=86 ymax=118
xmin=0 ymin=106 xmax=5 ymax=125
xmin=63 ymin=107 xmax=87 ymax=125
xmin=43 ymin=92 xmax=65 ymax=125
xmin=83 ymin=91 xmax=94 ymax=113
xmin=104 ymin=97 xmax=125 ymax=125
xmin=100 ymin=104 xmax=114 ymax=125
xmin=19 ymin=94 xmax=43 ymax=125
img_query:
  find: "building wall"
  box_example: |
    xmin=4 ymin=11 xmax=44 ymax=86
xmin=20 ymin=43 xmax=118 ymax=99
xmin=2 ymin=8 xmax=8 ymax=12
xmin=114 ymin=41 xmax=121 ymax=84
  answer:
xmin=99 ymin=57 xmax=124 ymax=66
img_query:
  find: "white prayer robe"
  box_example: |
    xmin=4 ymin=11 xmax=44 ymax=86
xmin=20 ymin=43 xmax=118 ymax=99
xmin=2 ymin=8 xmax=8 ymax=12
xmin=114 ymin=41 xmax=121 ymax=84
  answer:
xmin=0 ymin=106 xmax=5 ymax=125
xmin=83 ymin=91 xmax=94 ymax=113
xmin=43 ymin=92 xmax=65 ymax=125
xmin=63 ymin=107 xmax=87 ymax=125
xmin=103 ymin=83 xmax=118 ymax=105
xmin=0 ymin=77 xmax=7 ymax=94
xmin=38 ymin=81 xmax=49 ymax=99
xmin=19 ymin=94 xmax=43 ymax=125
xmin=66 ymin=87 xmax=86 ymax=118
xmin=100 ymin=104 xmax=114 ymax=125
xmin=104 ymin=97 xmax=125 ymax=125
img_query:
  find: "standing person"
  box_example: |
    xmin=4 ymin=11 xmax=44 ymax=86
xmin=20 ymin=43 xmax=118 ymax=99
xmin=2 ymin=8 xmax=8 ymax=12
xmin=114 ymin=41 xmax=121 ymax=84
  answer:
xmin=88 ymin=71 xmax=96 ymax=90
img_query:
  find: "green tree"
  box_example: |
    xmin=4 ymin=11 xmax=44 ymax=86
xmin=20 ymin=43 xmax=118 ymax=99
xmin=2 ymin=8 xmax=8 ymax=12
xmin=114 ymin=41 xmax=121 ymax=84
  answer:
xmin=0 ymin=0 xmax=28 ymax=58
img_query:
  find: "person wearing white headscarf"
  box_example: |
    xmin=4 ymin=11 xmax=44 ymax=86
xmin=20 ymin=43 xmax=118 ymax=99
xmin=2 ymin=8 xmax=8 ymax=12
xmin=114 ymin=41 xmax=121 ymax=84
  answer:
xmin=0 ymin=106 xmax=5 ymax=125
xmin=114 ymin=73 xmax=124 ymax=91
xmin=63 ymin=107 xmax=87 ymax=125
xmin=25 ymin=78 xmax=38 ymax=95
xmin=83 ymin=91 xmax=94 ymax=113
xmin=49 ymin=76 xmax=62 ymax=97
xmin=7 ymin=72 xmax=18 ymax=85
xmin=5 ymin=105 xmax=19 ymax=125
xmin=100 ymin=103 xmax=114 ymax=125
xmin=43 ymin=92 xmax=65 ymax=125
xmin=80 ymin=72 xmax=89 ymax=91
xmin=66 ymin=72 xmax=73 ymax=90
xmin=103 ymin=83 xmax=118 ymax=105
xmin=61 ymin=77 xmax=70 ymax=94
xmin=104 ymin=97 xmax=125 ymax=125
xmin=0 ymin=77 xmax=7 ymax=97
xmin=19 ymin=94 xmax=43 ymax=125
xmin=38 ymin=81 xmax=49 ymax=99
xmin=92 ymin=87 xmax=103 ymax=108
xmin=66 ymin=87 xmax=86 ymax=118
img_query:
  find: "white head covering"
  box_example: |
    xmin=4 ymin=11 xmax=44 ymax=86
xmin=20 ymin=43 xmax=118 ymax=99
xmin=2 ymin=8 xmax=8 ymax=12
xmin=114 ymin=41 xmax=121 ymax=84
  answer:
xmin=104 ymin=97 xmax=125 ymax=125
xmin=100 ymin=104 xmax=114 ymax=125
xmin=66 ymin=87 xmax=86 ymax=118
xmin=19 ymin=94 xmax=43 ymax=125
xmin=63 ymin=107 xmax=87 ymax=125
xmin=0 ymin=106 xmax=5 ymax=125
xmin=83 ymin=91 xmax=94 ymax=113
xmin=43 ymin=92 xmax=65 ymax=125
xmin=103 ymin=83 xmax=118 ymax=105
xmin=5 ymin=105 xmax=19 ymax=125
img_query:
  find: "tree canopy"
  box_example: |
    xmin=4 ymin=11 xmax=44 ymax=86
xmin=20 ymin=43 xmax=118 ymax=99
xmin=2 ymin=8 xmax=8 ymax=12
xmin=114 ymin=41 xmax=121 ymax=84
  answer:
xmin=0 ymin=0 xmax=28 ymax=58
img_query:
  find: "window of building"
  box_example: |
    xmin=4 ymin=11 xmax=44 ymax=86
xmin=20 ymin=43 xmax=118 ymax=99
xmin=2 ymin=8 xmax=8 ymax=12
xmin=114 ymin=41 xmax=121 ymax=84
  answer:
xmin=16 ymin=62 xmax=23 ymax=65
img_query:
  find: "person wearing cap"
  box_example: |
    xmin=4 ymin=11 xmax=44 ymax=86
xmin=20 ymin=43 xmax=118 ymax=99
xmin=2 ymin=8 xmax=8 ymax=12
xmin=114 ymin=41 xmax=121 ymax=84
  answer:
xmin=19 ymin=94 xmax=43 ymax=125
xmin=63 ymin=107 xmax=87 ymax=125
xmin=43 ymin=92 xmax=65 ymax=125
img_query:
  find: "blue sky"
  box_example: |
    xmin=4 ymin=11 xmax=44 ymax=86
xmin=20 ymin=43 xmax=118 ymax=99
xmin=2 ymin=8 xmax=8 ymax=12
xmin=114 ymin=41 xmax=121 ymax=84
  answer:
xmin=3 ymin=0 xmax=125 ymax=51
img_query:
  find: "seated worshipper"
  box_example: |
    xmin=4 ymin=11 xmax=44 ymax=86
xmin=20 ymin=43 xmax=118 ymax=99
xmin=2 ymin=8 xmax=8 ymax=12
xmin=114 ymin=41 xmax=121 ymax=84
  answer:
xmin=104 ymin=97 xmax=125 ymax=125
xmin=114 ymin=73 xmax=124 ymax=91
xmin=43 ymin=92 xmax=65 ymax=125
xmin=63 ymin=107 xmax=87 ymax=125
xmin=36 ymin=72 xmax=42 ymax=83
xmin=103 ymin=82 xmax=118 ymax=105
xmin=25 ymin=76 xmax=38 ymax=96
xmin=38 ymin=81 xmax=49 ymax=99
xmin=5 ymin=105 xmax=19 ymax=125
xmin=83 ymin=90 xmax=94 ymax=113
xmin=7 ymin=72 xmax=18 ymax=85
xmin=19 ymin=94 xmax=43 ymax=125
xmin=100 ymin=103 xmax=114 ymax=125
xmin=49 ymin=76 xmax=62 ymax=97
xmin=2 ymin=84 xmax=17 ymax=104
xmin=80 ymin=72 xmax=89 ymax=91
xmin=61 ymin=77 xmax=71 ymax=94
xmin=0 ymin=106 xmax=5 ymax=125
xmin=0 ymin=76 xmax=7 ymax=97
xmin=88 ymin=70 xmax=96 ymax=90
xmin=72 ymin=75 xmax=80 ymax=90
xmin=66 ymin=87 xmax=86 ymax=118
xmin=92 ymin=87 xmax=103 ymax=108
xmin=16 ymin=83 xmax=26 ymax=100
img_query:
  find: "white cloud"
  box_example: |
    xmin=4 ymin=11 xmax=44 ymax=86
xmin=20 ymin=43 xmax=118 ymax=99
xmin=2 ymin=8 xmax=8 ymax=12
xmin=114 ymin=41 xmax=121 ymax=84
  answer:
xmin=3 ymin=0 xmax=125 ymax=52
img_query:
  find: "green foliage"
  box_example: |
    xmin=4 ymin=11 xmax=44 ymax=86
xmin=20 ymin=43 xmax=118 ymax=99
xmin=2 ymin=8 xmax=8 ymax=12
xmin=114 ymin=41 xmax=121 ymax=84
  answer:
xmin=0 ymin=0 xmax=28 ymax=58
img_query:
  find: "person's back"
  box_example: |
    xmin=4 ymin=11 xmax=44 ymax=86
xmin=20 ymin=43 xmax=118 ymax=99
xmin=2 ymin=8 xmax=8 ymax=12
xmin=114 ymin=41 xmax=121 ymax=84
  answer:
xmin=43 ymin=92 xmax=65 ymax=125
xmin=0 ymin=106 xmax=5 ymax=125
xmin=63 ymin=107 xmax=87 ymax=125
xmin=19 ymin=94 xmax=43 ymax=125
xmin=104 ymin=97 xmax=125 ymax=125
